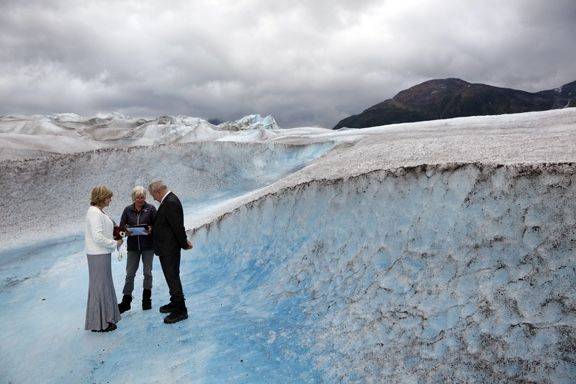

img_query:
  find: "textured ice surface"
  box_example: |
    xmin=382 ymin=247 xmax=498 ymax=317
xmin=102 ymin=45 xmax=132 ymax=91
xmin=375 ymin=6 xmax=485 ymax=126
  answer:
xmin=195 ymin=163 xmax=575 ymax=383
xmin=0 ymin=141 xmax=334 ymax=249
xmin=0 ymin=113 xmax=279 ymax=159
xmin=0 ymin=234 xmax=321 ymax=383
xmin=1 ymin=108 xmax=576 ymax=383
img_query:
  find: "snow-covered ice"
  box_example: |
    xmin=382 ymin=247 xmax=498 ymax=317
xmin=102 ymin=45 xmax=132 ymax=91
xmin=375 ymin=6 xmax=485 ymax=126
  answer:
xmin=0 ymin=114 xmax=281 ymax=160
xmin=1 ymin=109 xmax=575 ymax=383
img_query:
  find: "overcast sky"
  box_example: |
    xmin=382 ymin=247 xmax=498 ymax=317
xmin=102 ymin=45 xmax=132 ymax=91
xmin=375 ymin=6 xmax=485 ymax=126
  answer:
xmin=1 ymin=0 xmax=575 ymax=127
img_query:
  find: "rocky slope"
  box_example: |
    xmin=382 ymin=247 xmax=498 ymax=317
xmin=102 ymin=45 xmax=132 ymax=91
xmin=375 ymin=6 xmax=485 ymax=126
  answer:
xmin=334 ymin=78 xmax=576 ymax=129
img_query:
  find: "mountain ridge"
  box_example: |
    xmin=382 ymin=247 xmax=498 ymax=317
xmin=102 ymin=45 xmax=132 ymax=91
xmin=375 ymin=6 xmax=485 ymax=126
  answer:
xmin=334 ymin=78 xmax=576 ymax=129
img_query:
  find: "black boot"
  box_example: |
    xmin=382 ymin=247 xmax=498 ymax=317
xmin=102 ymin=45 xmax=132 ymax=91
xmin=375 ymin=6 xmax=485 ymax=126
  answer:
xmin=91 ymin=323 xmax=117 ymax=333
xmin=159 ymin=302 xmax=178 ymax=313
xmin=163 ymin=302 xmax=188 ymax=324
xmin=142 ymin=289 xmax=152 ymax=310
xmin=118 ymin=295 xmax=132 ymax=313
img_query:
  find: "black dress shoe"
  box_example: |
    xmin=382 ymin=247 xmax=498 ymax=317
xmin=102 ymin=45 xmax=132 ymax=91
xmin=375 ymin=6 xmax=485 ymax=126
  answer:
xmin=103 ymin=322 xmax=117 ymax=332
xmin=164 ymin=310 xmax=188 ymax=324
xmin=159 ymin=302 xmax=177 ymax=313
xmin=91 ymin=322 xmax=117 ymax=332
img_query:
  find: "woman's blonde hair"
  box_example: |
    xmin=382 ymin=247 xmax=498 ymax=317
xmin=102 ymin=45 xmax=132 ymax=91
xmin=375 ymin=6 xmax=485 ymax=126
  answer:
xmin=131 ymin=186 xmax=147 ymax=202
xmin=90 ymin=186 xmax=113 ymax=207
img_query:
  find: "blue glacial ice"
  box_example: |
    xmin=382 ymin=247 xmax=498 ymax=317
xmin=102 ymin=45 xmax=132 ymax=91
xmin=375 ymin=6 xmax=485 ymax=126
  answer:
xmin=0 ymin=141 xmax=335 ymax=383
xmin=1 ymin=109 xmax=576 ymax=383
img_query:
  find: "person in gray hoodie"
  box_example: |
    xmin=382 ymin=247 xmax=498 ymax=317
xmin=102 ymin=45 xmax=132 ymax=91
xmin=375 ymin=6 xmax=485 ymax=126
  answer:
xmin=117 ymin=186 xmax=157 ymax=312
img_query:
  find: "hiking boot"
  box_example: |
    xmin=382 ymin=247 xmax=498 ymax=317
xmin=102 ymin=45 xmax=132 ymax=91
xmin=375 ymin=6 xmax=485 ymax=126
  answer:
xmin=118 ymin=295 xmax=132 ymax=313
xmin=142 ymin=289 xmax=152 ymax=311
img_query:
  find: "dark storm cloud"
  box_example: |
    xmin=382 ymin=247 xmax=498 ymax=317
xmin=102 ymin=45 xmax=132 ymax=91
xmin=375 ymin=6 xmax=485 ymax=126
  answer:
xmin=1 ymin=0 xmax=575 ymax=127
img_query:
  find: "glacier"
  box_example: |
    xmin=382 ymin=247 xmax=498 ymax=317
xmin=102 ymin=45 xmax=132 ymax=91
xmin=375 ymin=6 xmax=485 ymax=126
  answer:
xmin=0 ymin=109 xmax=575 ymax=383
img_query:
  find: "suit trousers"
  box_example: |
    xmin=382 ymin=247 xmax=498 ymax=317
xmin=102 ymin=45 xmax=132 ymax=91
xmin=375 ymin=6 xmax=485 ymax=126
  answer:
xmin=159 ymin=251 xmax=185 ymax=305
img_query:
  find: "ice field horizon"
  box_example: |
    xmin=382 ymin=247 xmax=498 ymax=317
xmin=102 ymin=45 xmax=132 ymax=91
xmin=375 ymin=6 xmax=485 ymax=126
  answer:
xmin=1 ymin=109 xmax=575 ymax=383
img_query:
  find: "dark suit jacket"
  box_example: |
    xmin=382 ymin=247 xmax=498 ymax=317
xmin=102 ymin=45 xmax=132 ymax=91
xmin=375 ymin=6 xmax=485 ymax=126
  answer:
xmin=152 ymin=192 xmax=188 ymax=256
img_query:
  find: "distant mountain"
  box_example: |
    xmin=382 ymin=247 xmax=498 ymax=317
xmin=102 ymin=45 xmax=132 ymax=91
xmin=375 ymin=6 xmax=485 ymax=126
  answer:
xmin=208 ymin=118 xmax=224 ymax=125
xmin=334 ymin=78 xmax=576 ymax=129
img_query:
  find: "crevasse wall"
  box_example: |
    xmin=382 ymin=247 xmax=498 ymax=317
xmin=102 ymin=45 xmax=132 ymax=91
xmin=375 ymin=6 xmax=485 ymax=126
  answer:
xmin=0 ymin=141 xmax=331 ymax=248
xmin=192 ymin=163 xmax=576 ymax=383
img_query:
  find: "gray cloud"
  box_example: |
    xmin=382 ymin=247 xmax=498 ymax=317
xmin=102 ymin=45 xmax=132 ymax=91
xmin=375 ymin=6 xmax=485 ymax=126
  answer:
xmin=1 ymin=0 xmax=575 ymax=127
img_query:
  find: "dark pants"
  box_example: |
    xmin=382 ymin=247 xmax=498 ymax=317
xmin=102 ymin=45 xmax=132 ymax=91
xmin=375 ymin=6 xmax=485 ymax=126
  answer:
xmin=122 ymin=250 xmax=154 ymax=295
xmin=159 ymin=251 xmax=186 ymax=307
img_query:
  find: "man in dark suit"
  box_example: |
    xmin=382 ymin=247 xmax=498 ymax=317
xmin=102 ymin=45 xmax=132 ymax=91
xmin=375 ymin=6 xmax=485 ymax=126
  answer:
xmin=148 ymin=181 xmax=192 ymax=324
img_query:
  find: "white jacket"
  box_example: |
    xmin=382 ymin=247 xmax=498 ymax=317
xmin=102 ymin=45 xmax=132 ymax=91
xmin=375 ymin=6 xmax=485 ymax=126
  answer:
xmin=85 ymin=206 xmax=117 ymax=255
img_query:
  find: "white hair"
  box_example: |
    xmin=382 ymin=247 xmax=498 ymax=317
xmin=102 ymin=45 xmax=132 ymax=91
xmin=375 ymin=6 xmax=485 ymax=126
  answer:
xmin=148 ymin=180 xmax=167 ymax=194
xmin=131 ymin=186 xmax=147 ymax=201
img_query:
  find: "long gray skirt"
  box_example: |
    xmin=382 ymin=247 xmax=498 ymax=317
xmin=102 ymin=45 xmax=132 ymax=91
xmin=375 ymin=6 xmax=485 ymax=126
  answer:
xmin=85 ymin=253 xmax=121 ymax=330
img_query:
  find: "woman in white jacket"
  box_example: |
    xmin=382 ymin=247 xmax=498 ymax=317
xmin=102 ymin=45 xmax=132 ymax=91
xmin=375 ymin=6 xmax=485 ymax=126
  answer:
xmin=85 ymin=186 xmax=123 ymax=332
